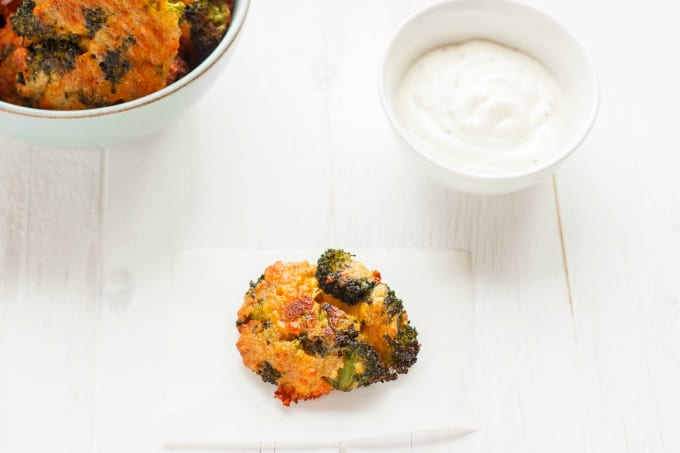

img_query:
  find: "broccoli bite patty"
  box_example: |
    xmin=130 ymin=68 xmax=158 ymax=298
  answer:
xmin=236 ymin=250 xmax=420 ymax=406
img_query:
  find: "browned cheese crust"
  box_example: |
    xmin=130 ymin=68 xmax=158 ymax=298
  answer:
xmin=236 ymin=261 xmax=350 ymax=406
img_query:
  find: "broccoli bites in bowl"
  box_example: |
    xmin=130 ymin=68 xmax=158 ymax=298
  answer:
xmin=0 ymin=0 xmax=232 ymax=109
xmin=236 ymin=250 xmax=421 ymax=406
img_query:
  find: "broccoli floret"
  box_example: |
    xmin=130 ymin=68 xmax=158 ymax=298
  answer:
xmin=10 ymin=1 xmax=101 ymax=82
xmin=98 ymin=36 xmax=135 ymax=90
xmin=383 ymin=287 xmax=405 ymax=318
xmin=375 ymin=286 xmax=420 ymax=376
xmin=10 ymin=0 xmax=84 ymax=81
xmin=257 ymin=361 xmax=281 ymax=384
xmin=385 ymin=323 xmax=420 ymax=375
xmin=10 ymin=0 xmax=80 ymax=42
xmin=182 ymin=0 xmax=229 ymax=62
xmin=331 ymin=322 xmax=359 ymax=343
xmin=27 ymin=38 xmax=83 ymax=80
xmin=99 ymin=48 xmax=130 ymax=86
xmin=12 ymin=1 xmax=110 ymax=41
xmin=250 ymin=274 xmax=264 ymax=288
xmin=297 ymin=332 xmax=329 ymax=357
xmin=328 ymin=339 xmax=386 ymax=391
xmin=316 ymin=249 xmax=379 ymax=305
xmin=83 ymin=7 xmax=109 ymax=38
xmin=10 ymin=0 xmax=48 ymax=39
xmin=245 ymin=274 xmax=264 ymax=297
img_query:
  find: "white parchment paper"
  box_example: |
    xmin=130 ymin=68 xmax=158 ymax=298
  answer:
xmin=162 ymin=249 xmax=478 ymax=450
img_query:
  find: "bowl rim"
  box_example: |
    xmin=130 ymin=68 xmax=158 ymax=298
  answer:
xmin=0 ymin=0 xmax=251 ymax=119
xmin=378 ymin=0 xmax=600 ymax=182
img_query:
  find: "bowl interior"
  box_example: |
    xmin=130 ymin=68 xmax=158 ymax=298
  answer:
xmin=0 ymin=0 xmax=250 ymax=119
xmin=382 ymin=0 xmax=598 ymax=179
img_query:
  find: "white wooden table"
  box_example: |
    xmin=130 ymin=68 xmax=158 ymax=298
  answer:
xmin=1 ymin=0 xmax=679 ymax=452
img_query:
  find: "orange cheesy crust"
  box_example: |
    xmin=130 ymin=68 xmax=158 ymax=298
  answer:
xmin=236 ymin=261 xmax=350 ymax=406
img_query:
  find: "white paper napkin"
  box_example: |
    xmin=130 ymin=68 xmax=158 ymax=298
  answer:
xmin=162 ymin=249 xmax=478 ymax=451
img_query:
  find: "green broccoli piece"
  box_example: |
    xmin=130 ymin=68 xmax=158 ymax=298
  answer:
xmin=378 ymin=286 xmax=420 ymax=377
xmin=383 ymin=286 xmax=405 ymax=318
xmin=10 ymin=0 xmax=50 ymax=40
xmin=99 ymin=48 xmax=130 ymax=86
xmin=328 ymin=339 xmax=386 ymax=391
xmin=10 ymin=1 xmax=99 ymax=82
xmin=83 ymin=7 xmax=109 ymax=38
xmin=257 ymin=361 xmax=281 ymax=385
xmin=297 ymin=332 xmax=329 ymax=357
xmin=385 ymin=323 xmax=420 ymax=376
xmin=316 ymin=249 xmax=378 ymax=305
xmin=183 ymin=0 xmax=229 ymax=61
xmin=245 ymin=274 xmax=264 ymax=297
xmin=97 ymin=36 xmax=135 ymax=91
xmin=10 ymin=0 xmax=80 ymax=41
xmin=25 ymin=39 xmax=83 ymax=81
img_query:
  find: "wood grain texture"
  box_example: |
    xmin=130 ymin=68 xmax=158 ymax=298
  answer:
xmin=0 ymin=140 xmax=103 ymax=453
xmin=181 ymin=0 xmax=334 ymax=250
xmin=91 ymin=135 xmax=187 ymax=453
xmin=551 ymin=1 xmax=680 ymax=452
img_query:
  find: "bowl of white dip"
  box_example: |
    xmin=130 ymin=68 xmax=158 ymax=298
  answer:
xmin=379 ymin=0 xmax=599 ymax=194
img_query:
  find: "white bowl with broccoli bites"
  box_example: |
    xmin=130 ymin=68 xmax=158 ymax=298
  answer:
xmin=0 ymin=0 xmax=249 ymax=148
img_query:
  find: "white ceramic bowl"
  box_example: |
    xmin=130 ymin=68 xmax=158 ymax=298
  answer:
xmin=379 ymin=0 xmax=599 ymax=194
xmin=0 ymin=0 xmax=250 ymax=149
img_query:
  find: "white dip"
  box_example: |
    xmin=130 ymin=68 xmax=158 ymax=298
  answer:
xmin=396 ymin=40 xmax=565 ymax=174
